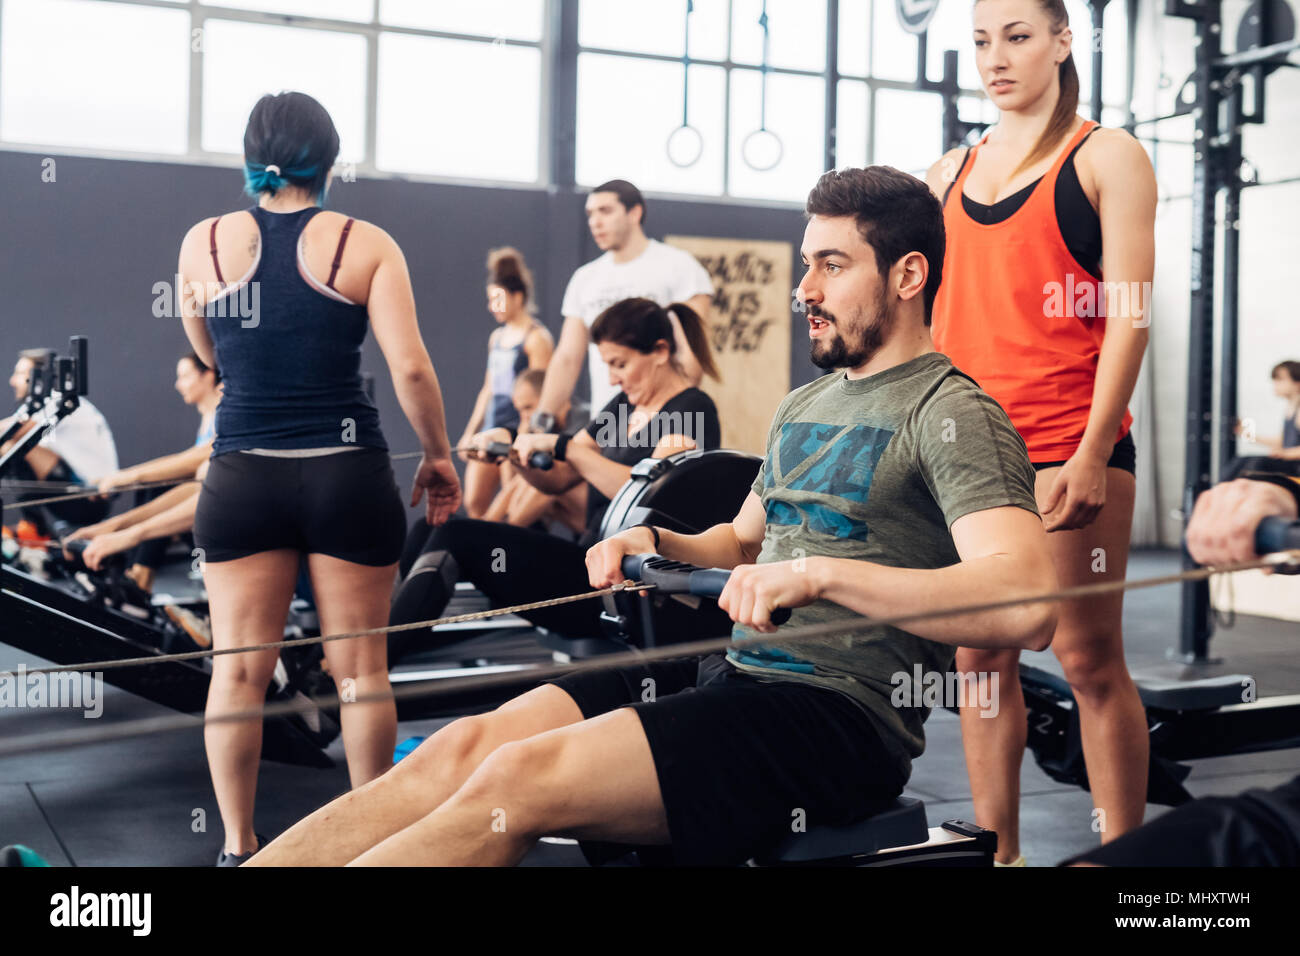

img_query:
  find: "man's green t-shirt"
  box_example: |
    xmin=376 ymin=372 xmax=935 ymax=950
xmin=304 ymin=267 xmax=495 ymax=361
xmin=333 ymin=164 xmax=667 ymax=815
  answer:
xmin=729 ymin=351 xmax=1039 ymax=779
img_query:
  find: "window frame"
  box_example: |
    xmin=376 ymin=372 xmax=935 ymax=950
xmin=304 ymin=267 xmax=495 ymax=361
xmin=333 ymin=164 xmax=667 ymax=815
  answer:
xmin=0 ymin=0 xmax=1135 ymax=202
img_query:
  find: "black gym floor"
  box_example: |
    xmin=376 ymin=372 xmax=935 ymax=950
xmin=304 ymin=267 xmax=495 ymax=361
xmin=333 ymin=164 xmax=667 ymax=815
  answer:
xmin=2 ymin=550 xmax=1297 ymax=867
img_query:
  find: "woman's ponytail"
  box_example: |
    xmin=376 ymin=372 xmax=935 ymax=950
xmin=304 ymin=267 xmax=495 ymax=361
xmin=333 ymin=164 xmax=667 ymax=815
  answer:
xmin=667 ymin=302 xmax=720 ymax=383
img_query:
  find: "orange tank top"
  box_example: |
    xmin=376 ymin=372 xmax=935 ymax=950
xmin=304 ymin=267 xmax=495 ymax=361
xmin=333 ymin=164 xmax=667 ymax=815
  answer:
xmin=931 ymin=120 xmax=1132 ymax=463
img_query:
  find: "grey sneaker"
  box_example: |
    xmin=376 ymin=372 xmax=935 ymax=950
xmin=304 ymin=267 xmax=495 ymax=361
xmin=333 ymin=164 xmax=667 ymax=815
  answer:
xmin=217 ymin=834 xmax=266 ymax=867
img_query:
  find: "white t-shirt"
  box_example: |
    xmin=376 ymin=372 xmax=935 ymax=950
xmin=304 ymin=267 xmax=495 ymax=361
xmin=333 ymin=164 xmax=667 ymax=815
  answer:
xmin=560 ymin=239 xmax=713 ymax=412
xmin=38 ymin=398 xmax=119 ymax=483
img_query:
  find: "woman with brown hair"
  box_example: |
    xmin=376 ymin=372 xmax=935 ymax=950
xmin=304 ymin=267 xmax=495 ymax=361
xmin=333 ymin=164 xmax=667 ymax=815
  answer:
xmin=388 ymin=297 xmax=720 ymax=661
xmin=925 ymin=0 xmax=1157 ymax=863
xmin=456 ymin=248 xmax=553 ymax=518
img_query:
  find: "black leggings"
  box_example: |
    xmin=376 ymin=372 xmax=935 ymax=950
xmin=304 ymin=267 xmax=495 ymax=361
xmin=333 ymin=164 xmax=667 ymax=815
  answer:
xmin=394 ymin=517 xmax=719 ymax=657
xmin=400 ymin=517 xmax=605 ymax=638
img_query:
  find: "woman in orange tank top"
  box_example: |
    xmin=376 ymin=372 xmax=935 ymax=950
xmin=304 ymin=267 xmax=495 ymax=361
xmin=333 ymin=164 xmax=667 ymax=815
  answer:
xmin=925 ymin=0 xmax=1156 ymax=863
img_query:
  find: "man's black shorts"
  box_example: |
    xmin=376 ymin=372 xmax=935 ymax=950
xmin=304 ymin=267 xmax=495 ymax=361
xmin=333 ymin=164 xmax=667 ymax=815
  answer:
xmin=194 ymin=448 xmax=405 ymax=565
xmin=545 ymin=653 xmax=906 ymax=866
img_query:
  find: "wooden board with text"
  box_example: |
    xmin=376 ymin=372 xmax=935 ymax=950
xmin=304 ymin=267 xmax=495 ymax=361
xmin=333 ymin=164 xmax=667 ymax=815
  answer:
xmin=664 ymin=235 xmax=793 ymax=456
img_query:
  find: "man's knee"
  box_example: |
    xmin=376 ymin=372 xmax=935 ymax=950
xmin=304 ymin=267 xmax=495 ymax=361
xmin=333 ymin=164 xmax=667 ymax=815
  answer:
xmin=454 ymin=734 xmax=566 ymax=827
xmin=397 ymin=713 xmax=491 ymax=777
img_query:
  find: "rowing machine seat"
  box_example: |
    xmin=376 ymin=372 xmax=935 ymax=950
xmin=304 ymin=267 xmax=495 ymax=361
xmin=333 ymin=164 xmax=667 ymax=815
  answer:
xmin=1135 ymin=674 xmax=1253 ymax=712
xmin=755 ymin=797 xmax=929 ymax=864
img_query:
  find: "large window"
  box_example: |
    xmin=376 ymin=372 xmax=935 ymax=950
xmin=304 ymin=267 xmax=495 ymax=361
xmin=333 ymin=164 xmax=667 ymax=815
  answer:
xmin=377 ymin=33 xmax=541 ymax=182
xmin=1 ymin=0 xmax=190 ymax=153
xmin=576 ymin=54 xmax=727 ymax=195
xmin=0 ymin=0 xmax=1135 ymax=199
xmin=0 ymin=0 xmax=544 ymax=184
xmin=200 ymin=19 xmax=368 ymax=162
xmin=576 ymin=0 xmax=826 ymax=202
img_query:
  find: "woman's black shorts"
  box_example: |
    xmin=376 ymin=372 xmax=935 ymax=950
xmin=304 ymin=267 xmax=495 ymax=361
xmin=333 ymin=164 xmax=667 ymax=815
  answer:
xmin=545 ymin=653 xmax=907 ymax=867
xmin=1032 ymin=429 xmax=1136 ymax=474
xmin=193 ymin=448 xmax=405 ymax=565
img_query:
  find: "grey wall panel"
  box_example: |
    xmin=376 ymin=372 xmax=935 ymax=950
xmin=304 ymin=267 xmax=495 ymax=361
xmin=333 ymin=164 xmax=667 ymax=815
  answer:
xmin=0 ymin=150 xmax=812 ymax=504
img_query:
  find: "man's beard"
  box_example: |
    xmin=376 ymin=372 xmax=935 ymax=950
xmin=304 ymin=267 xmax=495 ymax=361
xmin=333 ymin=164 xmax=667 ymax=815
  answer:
xmin=808 ymin=288 xmax=893 ymax=370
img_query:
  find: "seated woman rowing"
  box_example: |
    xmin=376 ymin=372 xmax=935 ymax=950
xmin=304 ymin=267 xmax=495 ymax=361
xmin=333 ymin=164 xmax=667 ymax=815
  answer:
xmin=475 ymin=368 xmax=587 ymax=537
xmin=391 ymin=297 xmax=720 ymax=658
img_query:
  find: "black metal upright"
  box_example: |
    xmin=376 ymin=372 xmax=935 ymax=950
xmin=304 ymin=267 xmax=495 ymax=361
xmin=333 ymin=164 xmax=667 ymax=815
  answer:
xmin=1218 ymin=83 xmax=1244 ymax=482
xmin=1162 ymin=0 xmax=1300 ymax=661
xmin=1167 ymin=0 xmax=1221 ymax=662
xmin=914 ymin=35 xmax=986 ymax=151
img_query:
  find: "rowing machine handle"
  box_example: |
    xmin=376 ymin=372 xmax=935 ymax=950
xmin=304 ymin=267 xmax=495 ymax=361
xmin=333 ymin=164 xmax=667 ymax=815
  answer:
xmin=480 ymin=441 xmax=553 ymax=471
xmin=60 ymin=537 xmax=127 ymax=573
xmin=620 ymin=554 xmax=792 ymax=625
xmin=1257 ymin=516 xmax=1300 ymax=572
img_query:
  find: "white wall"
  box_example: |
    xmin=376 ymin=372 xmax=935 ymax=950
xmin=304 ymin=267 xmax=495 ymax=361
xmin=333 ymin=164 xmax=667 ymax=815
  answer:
xmin=1131 ymin=0 xmax=1300 ymax=545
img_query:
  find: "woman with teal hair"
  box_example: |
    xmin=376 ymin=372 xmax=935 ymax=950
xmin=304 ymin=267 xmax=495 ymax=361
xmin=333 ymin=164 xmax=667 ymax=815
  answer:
xmin=177 ymin=91 xmax=462 ymax=866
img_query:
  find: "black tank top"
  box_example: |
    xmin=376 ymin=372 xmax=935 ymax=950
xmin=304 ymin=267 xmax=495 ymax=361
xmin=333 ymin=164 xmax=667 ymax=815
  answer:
xmin=952 ymin=127 xmax=1103 ymax=279
xmin=204 ymin=207 xmax=386 ymax=455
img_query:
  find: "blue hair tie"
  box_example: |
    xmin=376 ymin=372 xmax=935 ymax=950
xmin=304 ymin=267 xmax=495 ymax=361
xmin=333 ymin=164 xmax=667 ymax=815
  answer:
xmin=242 ymin=158 xmax=327 ymax=202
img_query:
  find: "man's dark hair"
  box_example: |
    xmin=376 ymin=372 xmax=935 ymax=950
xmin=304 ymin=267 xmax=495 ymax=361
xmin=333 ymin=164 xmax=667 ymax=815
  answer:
xmin=591 ymin=179 xmax=646 ymax=226
xmin=804 ymin=166 xmax=945 ymax=325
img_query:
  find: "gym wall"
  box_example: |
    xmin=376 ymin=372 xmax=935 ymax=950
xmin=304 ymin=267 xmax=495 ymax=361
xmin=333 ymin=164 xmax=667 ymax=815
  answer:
xmin=0 ymin=148 xmax=812 ymax=499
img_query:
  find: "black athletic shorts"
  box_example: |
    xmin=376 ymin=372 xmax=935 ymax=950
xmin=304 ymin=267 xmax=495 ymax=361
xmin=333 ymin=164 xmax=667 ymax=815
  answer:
xmin=544 ymin=653 xmax=907 ymax=866
xmin=193 ymin=448 xmax=405 ymax=565
xmin=1032 ymin=429 xmax=1136 ymax=475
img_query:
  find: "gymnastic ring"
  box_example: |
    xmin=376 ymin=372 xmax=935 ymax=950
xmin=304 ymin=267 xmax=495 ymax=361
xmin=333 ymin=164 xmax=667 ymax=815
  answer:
xmin=742 ymin=127 xmax=783 ymax=172
xmin=666 ymin=123 xmax=705 ymax=168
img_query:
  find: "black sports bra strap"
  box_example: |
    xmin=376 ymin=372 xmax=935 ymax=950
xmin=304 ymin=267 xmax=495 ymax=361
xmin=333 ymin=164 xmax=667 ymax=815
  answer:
xmin=941 ymin=148 xmax=972 ymax=208
xmin=1066 ymin=124 xmax=1100 ymax=165
xmin=325 ymin=218 xmax=355 ymax=291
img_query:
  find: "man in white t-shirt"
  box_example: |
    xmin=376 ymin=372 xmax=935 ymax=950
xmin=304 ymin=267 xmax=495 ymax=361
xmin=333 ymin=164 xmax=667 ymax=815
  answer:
xmin=531 ymin=180 xmax=715 ymax=431
xmin=4 ymin=351 xmax=118 ymax=528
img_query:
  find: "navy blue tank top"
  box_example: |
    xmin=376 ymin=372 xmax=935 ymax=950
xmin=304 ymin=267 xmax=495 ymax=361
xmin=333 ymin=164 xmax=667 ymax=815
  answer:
xmin=1284 ymin=408 xmax=1300 ymax=449
xmin=204 ymin=207 xmax=386 ymax=456
xmin=483 ymin=326 xmax=534 ymax=430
